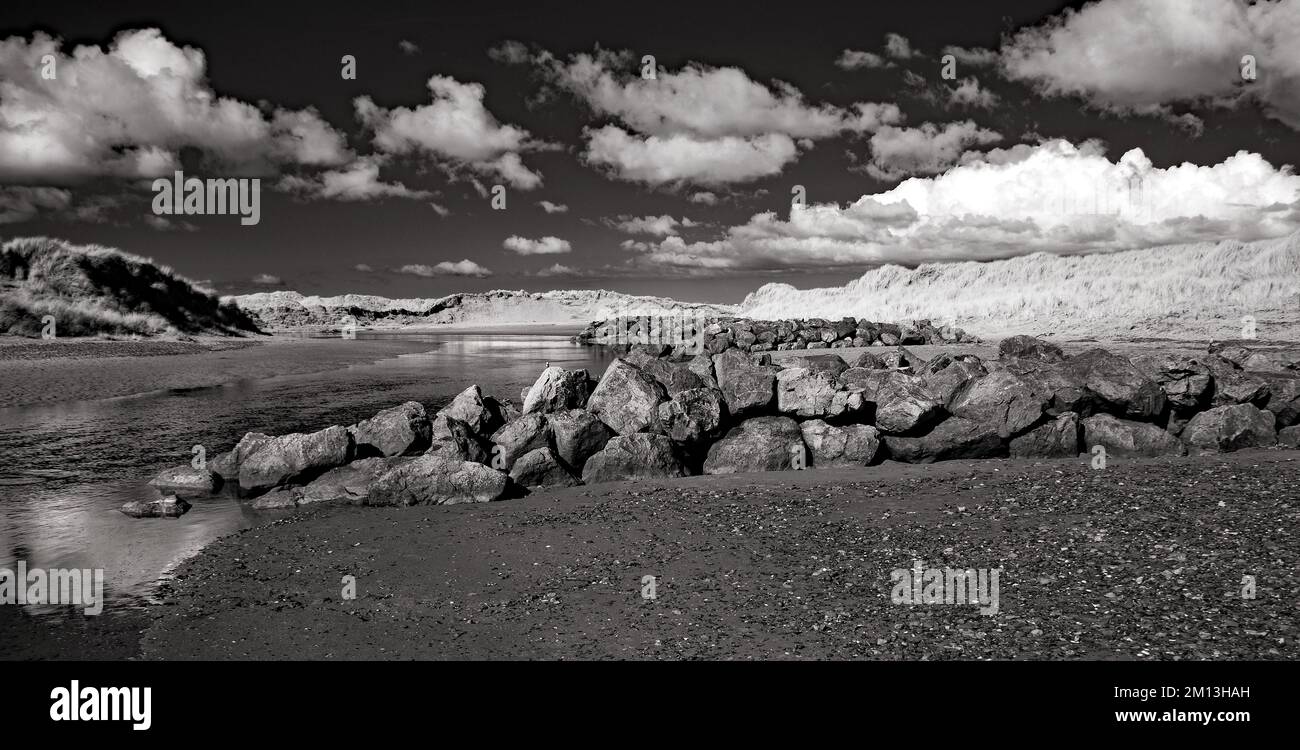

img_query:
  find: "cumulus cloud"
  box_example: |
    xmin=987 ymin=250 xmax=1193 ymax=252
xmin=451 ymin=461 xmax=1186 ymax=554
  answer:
xmin=689 ymin=191 xmax=719 ymax=205
xmin=863 ymin=121 xmax=1003 ymax=181
xmin=999 ymin=0 xmax=1300 ymax=130
xmin=397 ymin=260 xmax=493 ymax=277
xmin=948 ymin=77 xmax=1000 ymax=109
xmin=620 ymin=139 xmax=1300 ymax=271
xmin=537 ymin=200 xmax=568 ymax=213
xmin=488 ymin=40 xmax=531 ymax=65
xmin=544 ymin=49 xmax=903 ymax=185
xmin=503 ymin=235 xmax=572 ymax=255
xmin=837 ymin=49 xmax=888 ymax=70
xmin=398 ymin=40 xmax=420 ymax=55
xmin=278 ymin=157 xmax=430 ymax=201
xmin=884 ymin=33 xmax=918 ymax=60
xmin=0 ymin=29 xmax=350 ymax=184
xmin=430 ymin=201 xmax=451 ymax=217
xmin=942 ymin=45 xmax=999 ymax=67
xmin=534 ymin=263 xmax=590 ymax=277
xmin=356 ymin=75 xmax=546 ymax=189
xmin=354 ymin=263 xmax=374 ymax=272
xmin=251 ymin=273 xmax=283 ymax=285
xmin=612 ymin=214 xmax=688 ymax=236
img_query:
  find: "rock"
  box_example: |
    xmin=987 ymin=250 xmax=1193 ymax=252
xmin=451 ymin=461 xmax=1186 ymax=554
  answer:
xmin=586 ymin=359 xmax=669 ymax=435
xmin=624 ymin=344 xmax=671 ymax=367
xmin=920 ymin=354 xmax=988 ymax=408
xmin=713 ymin=349 xmax=776 ymax=417
xmin=238 ymin=425 xmax=353 ymax=495
xmin=1204 ymin=358 xmax=1271 ymax=407
xmin=548 ymin=409 xmax=615 ymax=472
xmin=120 ymin=493 xmax=191 ymax=518
xmin=882 ymin=347 xmax=921 ymax=371
xmin=1009 ymin=413 xmax=1081 ymax=458
xmin=348 ymin=401 xmax=431 ymax=457
xmin=522 ymin=367 xmax=592 ymax=413
xmin=1181 ymin=404 xmax=1277 ymax=452
xmin=704 ymin=416 xmax=805 ymax=474
xmin=878 ymin=332 xmax=900 ymax=346
xmin=210 ymin=432 xmax=272 ymax=481
xmin=776 ymin=368 xmax=857 ymax=420
xmin=687 ymin=354 xmax=718 ymax=388
xmin=852 ymin=351 xmax=886 ymax=369
xmin=998 ymin=335 xmax=1065 ymax=362
xmin=657 ymin=387 xmax=726 ymax=445
xmin=509 ymin=447 xmax=581 ymax=488
xmin=949 ymin=370 xmax=1047 ymax=437
xmin=1081 ymin=414 xmax=1186 ymax=457
xmin=148 ymin=465 xmax=219 ymax=496
xmin=864 ymin=371 xmax=944 ymax=435
xmin=638 ymin=357 xmax=710 ymax=396
xmin=427 ymin=414 xmax=490 ymax=464
xmin=1262 ymin=376 xmax=1300 ymax=427
xmin=799 ymin=420 xmax=881 ymax=466
xmin=489 ymin=413 xmax=551 ymax=470
xmin=1130 ymin=354 xmax=1213 ymax=411
xmin=250 ymin=487 xmax=301 ymax=510
xmin=1239 ymin=350 xmax=1299 ymax=373
xmin=838 ymin=367 xmax=879 ymax=391
xmin=1280 ymin=425 xmax=1300 ymax=448
xmin=438 ymin=385 xmax=507 ymax=437
xmin=581 ymin=434 xmax=688 ymax=483
xmin=794 ymin=354 xmax=849 ymax=378
xmin=1059 ymin=349 xmax=1165 ymax=420
xmin=366 ymin=454 xmax=508 ymax=506
xmin=884 ymin=418 xmax=1006 ymax=463
xmin=296 ymin=458 xmax=391 ymax=505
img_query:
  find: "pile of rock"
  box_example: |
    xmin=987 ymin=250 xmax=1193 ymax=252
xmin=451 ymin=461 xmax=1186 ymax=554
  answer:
xmin=574 ymin=315 xmax=980 ymax=354
xmin=131 ymin=336 xmax=1300 ymax=517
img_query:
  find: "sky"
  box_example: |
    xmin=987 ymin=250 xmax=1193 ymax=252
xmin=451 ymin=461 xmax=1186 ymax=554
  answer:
xmin=1 ymin=0 xmax=1298 ymax=302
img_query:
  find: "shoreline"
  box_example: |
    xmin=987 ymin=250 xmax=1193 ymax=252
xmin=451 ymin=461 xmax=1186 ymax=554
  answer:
xmin=115 ymin=448 xmax=1298 ymax=661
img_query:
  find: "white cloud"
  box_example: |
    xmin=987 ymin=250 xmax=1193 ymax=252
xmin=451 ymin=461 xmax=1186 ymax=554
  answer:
xmin=398 ymin=40 xmax=420 ymax=55
xmin=488 ymin=40 xmax=531 ymax=65
xmin=503 ymin=235 xmax=572 ymax=255
xmin=948 ymin=77 xmax=1000 ymax=109
xmin=620 ymin=139 xmax=1300 ymax=270
xmin=837 ymin=49 xmax=888 ymax=70
xmin=354 ymin=263 xmax=374 ymax=272
xmin=884 ymin=33 xmax=918 ymax=60
xmin=689 ymin=191 xmax=719 ymax=205
xmin=397 ymin=260 xmax=493 ymax=277
xmin=942 ymin=45 xmax=998 ymax=67
xmin=584 ymin=125 xmax=798 ymax=186
xmin=613 ymin=214 xmax=684 ymax=236
xmin=999 ymin=0 xmax=1300 ymax=130
xmin=534 ymin=263 xmax=587 ymax=277
xmin=864 ymin=121 xmax=1003 ymax=180
xmin=430 ymin=201 xmax=451 ymax=217
xmin=538 ymin=200 xmax=568 ymax=213
xmin=252 ymin=273 xmax=283 ymax=285
xmin=356 ymin=75 xmax=545 ymax=189
xmin=278 ymin=157 xmax=430 ymax=201
xmin=0 ymin=29 xmax=350 ymax=184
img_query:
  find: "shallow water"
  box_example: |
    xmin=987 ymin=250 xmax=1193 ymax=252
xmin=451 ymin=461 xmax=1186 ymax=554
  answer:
xmin=0 ymin=332 xmax=616 ymax=618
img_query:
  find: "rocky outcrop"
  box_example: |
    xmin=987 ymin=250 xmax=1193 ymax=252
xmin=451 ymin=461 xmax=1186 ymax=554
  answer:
xmin=428 ymin=414 xmax=490 ymax=464
xmin=863 ymin=371 xmax=943 ymax=435
xmin=1181 ymin=404 xmax=1277 ymax=452
xmin=366 ymin=454 xmax=509 ymax=506
xmin=349 ymin=401 xmax=431 ymax=458
xmin=211 ymin=432 xmax=272 ymax=482
xmin=658 ymin=387 xmax=726 ymax=446
xmin=238 ymin=425 xmax=353 ymax=495
xmin=713 ymin=349 xmax=777 ymax=417
xmin=522 ymin=367 xmax=592 ymax=414
xmin=586 ymin=359 xmax=668 ymax=435
xmin=489 ymin=413 xmax=551 ymax=470
xmin=548 ymin=409 xmax=615 ymax=472
xmin=776 ymin=368 xmax=863 ymax=421
xmin=439 ymin=385 xmax=508 ymax=437
xmin=581 ymin=433 xmax=688 ymax=483
xmin=948 ymin=370 xmax=1046 ymax=437
xmin=1082 ymin=414 xmax=1186 ymax=457
xmin=1059 ymin=349 xmax=1166 ymax=420
xmin=703 ymin=416 xmax=804 ymax=474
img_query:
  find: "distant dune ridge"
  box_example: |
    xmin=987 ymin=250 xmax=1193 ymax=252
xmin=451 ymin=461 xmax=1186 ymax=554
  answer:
xmin=0 ymin=236 xmax=259 ymax=337
xmin=737 ymin=232 xmax=1300 ymax=340
xmin=231 ymin=289 xmax=735 ymax=330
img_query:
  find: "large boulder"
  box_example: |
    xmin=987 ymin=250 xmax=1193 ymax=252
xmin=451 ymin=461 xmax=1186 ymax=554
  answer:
xmin=852 ymin=351 xmax=886 ymax=369
xmin=1280 ymin=425 xmax=1300 ymax=448
xmin=1181 ymin=404 xmax=1277 ymax=452
xmin=658 ymin=387 xmax=726 ymax=446
xmin=1009 ymin=412 xmax=1081 ymax=458
xmin=581 ymin=434 xmax=688 ymax=484
xmin=489 ymin=413 xmax=551 ymax=471
xmin=1130 ymin=354 xmax=1213 ymax=411
xmin=884 ymin=418 xmax=1006 ymax=463
xmin=522 ymin=367 xmax=592 ymax=413
xmin=210 ymin=432 xmax=272 ymax=482
xmin=712 ymin=348 xmax=777 ymax=417
xmin=1262 ymin=376 xmax=1300 ymax=427
xmin=998 ymin=335 xmax=1065 ymax=363
xmin=427 ymin=414 xmax=490 ymax=464
xmin=238 ymin=425 xmax=353 ymax=495
xmin=949 ymin=370 xmax=1047 ymax=437
xmin=637 ymin=357 xmax=710 ymax=397
xmin=586 ymin=359 xmax=669 ymax=435
xmin=509 ymin=447 xmax=581 ymax=488
xmin=1081 ymin=414 xmax=1186 ymax=457
xmin=297 ymin=457 xmax=391 ymax=505
xmin=920 ymin=354 xmax=988 ymax=408
xmin=148 ymin=465 xmax=219 ymax=496
xmin=703 ymin=416 xmax=805 ymax=474
xmin=120 ymin=494 xmax=191 ymax=518
xmin=686 ymin=354 xmax=718 ymax=389
xmin=1057 ymin=349 xmax=1165 ymax=420
xmin=794 ymin=354 xmax=850 ymax=378
xmin=864 ymin=371 xmax=944 ymax=435
xmin=366 ymin=454 xmax=508 ymax=506
xmin=548 ymin=409 xmax=615 ymax=472
xmin=1204 ymin=358 xmax=1271 ymax=407
xmin=349 ymin=401 xmax=431 ymax=457
xmin=799 ymin=420 xmax=881 ymax=466
xmin=438 ymin=385 xmax=508 ymax=436
xmin=776 ymin=368 xmax=861 ymax=420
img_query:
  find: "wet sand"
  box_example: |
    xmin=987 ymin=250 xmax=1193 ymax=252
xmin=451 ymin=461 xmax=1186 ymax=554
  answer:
xmin=131 ymin=449 xmax=1298 ymax=661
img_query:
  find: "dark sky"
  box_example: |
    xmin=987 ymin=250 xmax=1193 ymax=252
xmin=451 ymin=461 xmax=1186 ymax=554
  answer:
xmin=2 ymin=0 xmax=1297 ymax=301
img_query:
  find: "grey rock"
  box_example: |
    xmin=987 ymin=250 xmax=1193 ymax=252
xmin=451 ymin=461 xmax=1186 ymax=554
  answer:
xmin=799 ymin=420 xmax=881 ymax=466
xmin=1082 ymin=414 xmax=1186 ymax=457
xmin=438 ymin=385 xmax=508 ymax=437
xmin=713 ymin=348 xmax=777 ymax=417
xmin=703 ymin=416 xmax=805 ymax=474
xmin=238 ymin=425 xmax=353 ymax=495
xmin=657 ymin=387 xmax=726 ymax=445
xmin=794 ymin=354 xmax=849 ymax=378
xmin=427 ymin=414 xmax=490 ymax=464
xmin=120 ymin=494 xmax=191 ymax=518
xmin=348 ymin=401 xmax=431 ymax=457
xmin=366 ymin=454 xmax=508 ymax=506
xmin=949 ymin=370 xmax=1047 ymax=437
xmin=998 ymin=335 xmax=1065 ymax=363
xmin=587 ymin=359 xmax=669 ymax=435
xmin=1060 ymin=349 xmax=1166 ymax=420
xmin=509 ymin=447 xmax=581 ymax=488
xmin=548 ymin=409 xmax=615 ymax=472
xmin=1009 ymin=413 xmax=1081 ymax=458
xmin=297 ymin=458 xmax=391 ymax=505
xmin=581 ymin=433 xmax=688 ymax=484
xmin=489 ymin=413 xmax=551 ymax=471
xmin=522 ymin=367 xmax=592 ymax=413
xmin=1182 ymin=404 xmax=1277 ymax=452
xmin=148 ymin=465 xmax=219 ymax=496
xmin=884 ymin=418 xmax=1006 ymax=463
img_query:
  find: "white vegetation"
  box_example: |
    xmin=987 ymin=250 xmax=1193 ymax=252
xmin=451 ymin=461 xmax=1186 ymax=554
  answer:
xmin=737 ymin=232 xmax=1300 ymax=339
